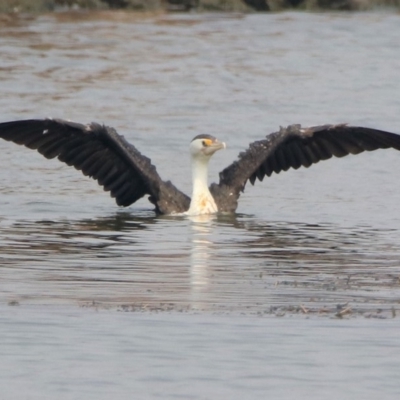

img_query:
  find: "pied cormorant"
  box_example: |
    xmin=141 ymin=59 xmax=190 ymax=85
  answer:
xmin=1 ymin=119 xmax=400 ymax=215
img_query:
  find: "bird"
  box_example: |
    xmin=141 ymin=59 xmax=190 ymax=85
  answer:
xmin=1 ymin=118 xmax=400 ymax=215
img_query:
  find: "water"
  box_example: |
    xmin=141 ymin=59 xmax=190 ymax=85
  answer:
xmin=1 ymin=10 xmax=400 ymax=399
xmin=1 ymin=306 xmax=400 ymax=400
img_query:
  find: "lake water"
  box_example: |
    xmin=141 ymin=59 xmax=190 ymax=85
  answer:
xmin=0 ymin=10 xmax=400 ymax=399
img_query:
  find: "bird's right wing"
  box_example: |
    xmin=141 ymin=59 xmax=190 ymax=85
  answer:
xmin=0 ymin=119 xmax=190 ymax=213
xmin=211 ymin=124 xmax=400 ymax=212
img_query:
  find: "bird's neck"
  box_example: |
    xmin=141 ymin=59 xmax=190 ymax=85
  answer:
xmin=191 ymin=156 xmax=210 ymax=194
xmin=186 ymin=156 xmax=218 ymax=215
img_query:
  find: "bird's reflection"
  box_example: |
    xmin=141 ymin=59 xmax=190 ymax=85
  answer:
xmin=188 ymin=214 xmax=217 ymax=309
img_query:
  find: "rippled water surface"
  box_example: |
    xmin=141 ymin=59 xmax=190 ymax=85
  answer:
xmin=1 ymin=10 xmax=400 ymax=399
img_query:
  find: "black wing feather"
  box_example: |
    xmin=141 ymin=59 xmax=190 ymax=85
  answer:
xmin=0 ymin=119 xmax=190 ymax=213
xmin=210 ymin=124 xmax=400 ymax=212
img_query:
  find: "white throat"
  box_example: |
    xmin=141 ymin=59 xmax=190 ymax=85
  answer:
xmin=186 ymin=156 xmax=218 ymax=215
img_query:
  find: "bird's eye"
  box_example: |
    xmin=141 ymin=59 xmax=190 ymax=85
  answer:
xmin=202 ymin=139 xmax=212 ymax=147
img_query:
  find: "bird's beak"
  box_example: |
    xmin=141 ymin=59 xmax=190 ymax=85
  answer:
xmin=204 ymin=140 xmax=226 ymax=156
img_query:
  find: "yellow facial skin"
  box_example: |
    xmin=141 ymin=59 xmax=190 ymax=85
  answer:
xmin=202 ymin=138 xmax=213 ymax=147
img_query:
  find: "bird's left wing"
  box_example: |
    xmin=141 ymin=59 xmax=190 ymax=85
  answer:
xmin=210 ymin=124 xmax=400 ymax=212
xmin=0 ymin=119 xmax=190 ymax=213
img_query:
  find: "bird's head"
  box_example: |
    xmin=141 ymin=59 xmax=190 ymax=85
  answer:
xmin=190 ymin=134 xmax=226 ymax=160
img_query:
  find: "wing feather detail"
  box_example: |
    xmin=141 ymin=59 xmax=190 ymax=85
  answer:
xmin=0 ymin=119 xmax=190 ymax=213
xmin=211 ymin=124 xmax=400 ymax=212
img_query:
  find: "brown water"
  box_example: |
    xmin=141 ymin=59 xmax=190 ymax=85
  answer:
xmin=1 ymin=10 xmax=400 ymax=400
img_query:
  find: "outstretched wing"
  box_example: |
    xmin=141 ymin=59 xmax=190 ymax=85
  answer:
xmin=210 ymin=124 xmax=400 ymax=212
xmin=0 ymin=119 xmax=190 ymax=213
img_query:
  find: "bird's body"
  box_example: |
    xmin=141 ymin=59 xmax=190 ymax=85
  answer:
xmin=1 ymin=118 xmax=400 ymax=215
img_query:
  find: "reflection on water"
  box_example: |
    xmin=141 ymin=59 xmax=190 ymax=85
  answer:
xmin=189 ymin=214 xmax=217 ymax=308
xmin=1 ymin=212 xmax=399 ymax=317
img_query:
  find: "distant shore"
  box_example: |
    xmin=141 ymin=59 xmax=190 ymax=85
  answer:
xmin=0 ymin=0 xmax=399 ymax=13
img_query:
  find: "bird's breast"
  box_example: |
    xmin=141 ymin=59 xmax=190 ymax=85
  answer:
xmin=186 ymin=192 xmax=218 ymax=215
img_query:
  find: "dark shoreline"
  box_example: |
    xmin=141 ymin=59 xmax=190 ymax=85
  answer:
xmin=0 ymin=0 xmax=399 ymax=13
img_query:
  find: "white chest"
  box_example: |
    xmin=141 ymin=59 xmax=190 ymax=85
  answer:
xmin=186 ymin=192 xmax=218 ymax=215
